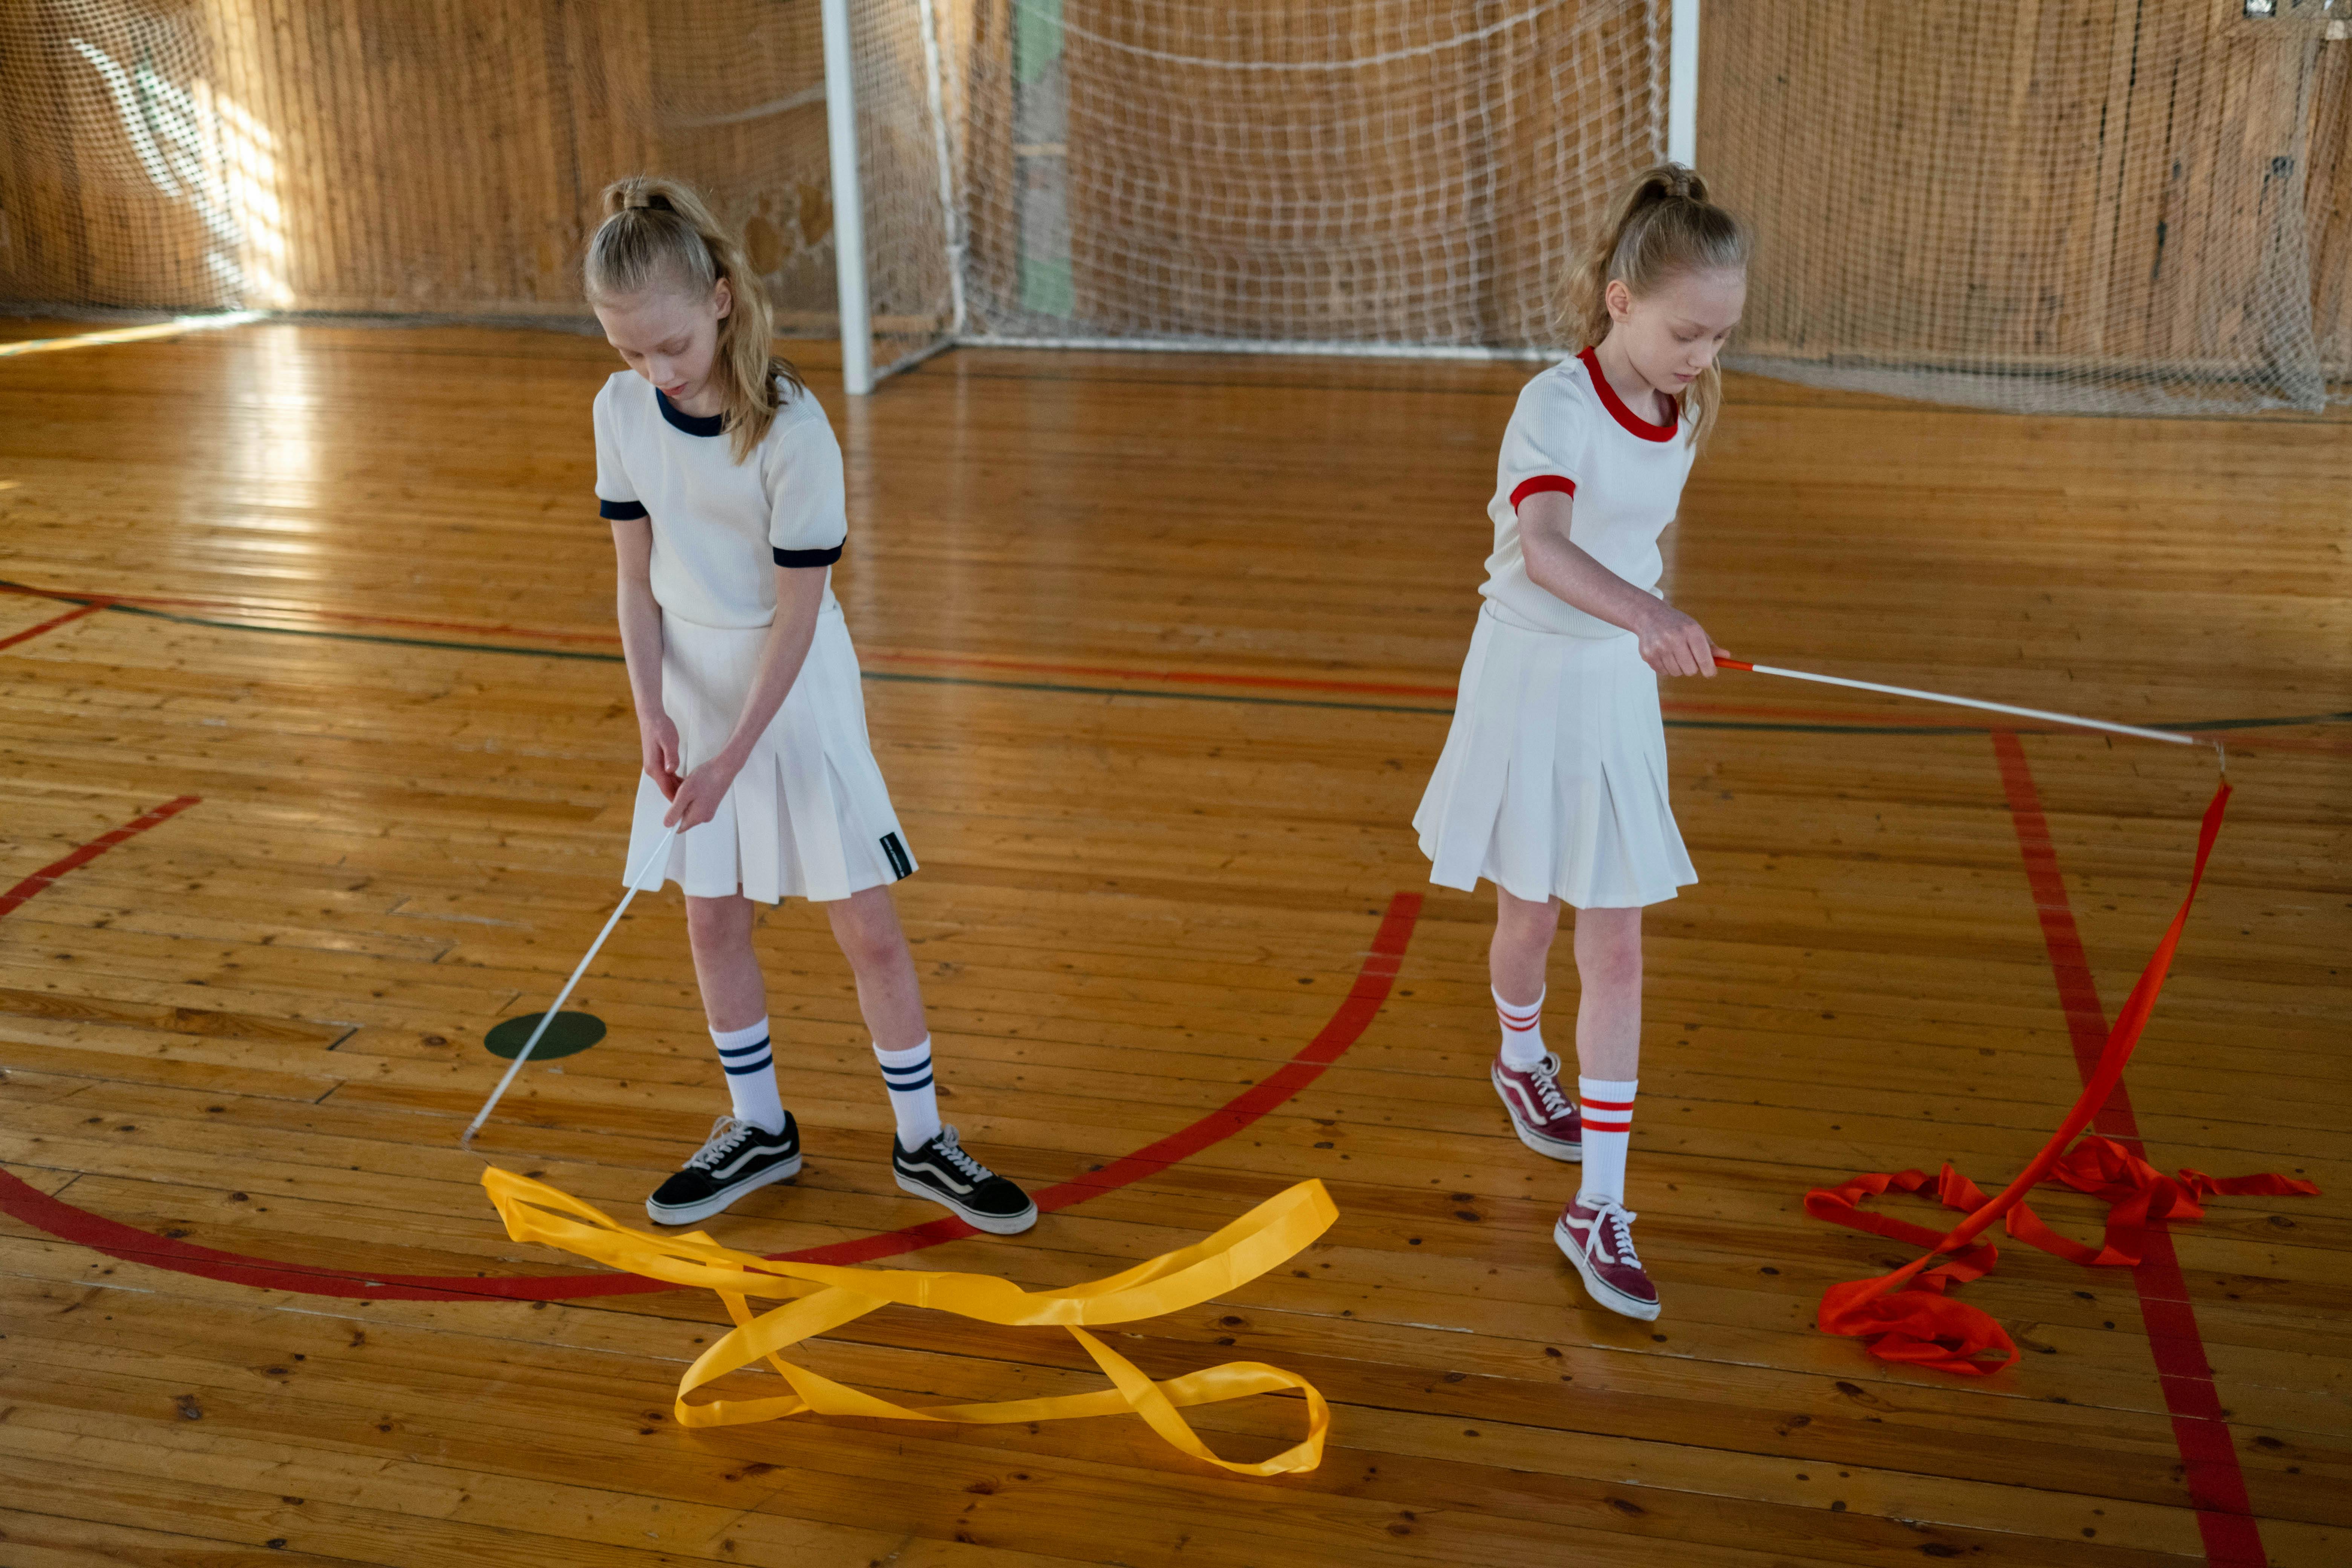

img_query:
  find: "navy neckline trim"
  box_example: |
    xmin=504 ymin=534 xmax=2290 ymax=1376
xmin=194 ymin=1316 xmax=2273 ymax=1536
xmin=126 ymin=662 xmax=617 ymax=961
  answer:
xmin=657 ymin=388 xmax=725 ymax=438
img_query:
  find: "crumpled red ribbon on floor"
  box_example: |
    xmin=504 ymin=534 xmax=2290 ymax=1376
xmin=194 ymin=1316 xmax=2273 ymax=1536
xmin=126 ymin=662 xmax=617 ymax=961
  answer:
xmin=1804 ymin=779 xmax=2320 ymax=1375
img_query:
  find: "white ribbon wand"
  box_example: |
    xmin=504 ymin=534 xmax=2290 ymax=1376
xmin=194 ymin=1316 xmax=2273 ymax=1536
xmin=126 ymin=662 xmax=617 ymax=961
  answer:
xmin=1713 ymin=657 xmax=2194 ymax=747
xmin=461 ymin=824 xmax=679 ymax=1150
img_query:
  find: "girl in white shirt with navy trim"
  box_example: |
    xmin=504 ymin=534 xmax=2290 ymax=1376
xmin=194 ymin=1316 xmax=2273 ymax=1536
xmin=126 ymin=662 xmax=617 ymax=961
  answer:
xmin=585 ymin=177 xmax=1033 ymax=1236
xmin=1415 ymin=164 xmax=1750 ymax=1322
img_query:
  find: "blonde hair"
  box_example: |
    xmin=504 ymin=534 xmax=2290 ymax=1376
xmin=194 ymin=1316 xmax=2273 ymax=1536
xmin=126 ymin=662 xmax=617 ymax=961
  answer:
xmin=585 ymin=176 xmax=804 ymax=464
xmin=1564 ymin=162 xmax=1750 ymax=449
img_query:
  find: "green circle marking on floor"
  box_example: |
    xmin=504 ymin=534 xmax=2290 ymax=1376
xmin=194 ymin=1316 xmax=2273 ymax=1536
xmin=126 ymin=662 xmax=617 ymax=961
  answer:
xmin=484 ymin=1011 xmax=607 ymax=1061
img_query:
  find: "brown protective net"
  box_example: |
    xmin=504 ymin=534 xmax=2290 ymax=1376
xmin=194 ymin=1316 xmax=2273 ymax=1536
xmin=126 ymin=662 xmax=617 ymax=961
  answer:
xmin=1707 ymin=0 xmax=2350 ymax=414
xmin=0 ymin=0 xmax=954 ymax=372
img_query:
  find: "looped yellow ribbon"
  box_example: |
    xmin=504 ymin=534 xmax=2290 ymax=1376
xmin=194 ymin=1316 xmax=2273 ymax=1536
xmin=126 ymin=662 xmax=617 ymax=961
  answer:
xmin=481 ymin=1168 xmax=1338 ymax=1475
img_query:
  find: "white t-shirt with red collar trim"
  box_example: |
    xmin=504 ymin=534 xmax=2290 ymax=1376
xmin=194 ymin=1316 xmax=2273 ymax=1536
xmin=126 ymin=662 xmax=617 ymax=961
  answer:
xmin=1479 ymin=347 xmax=1697 ymax=639
xmin=592 ymin=371 xmax=846 ymax=630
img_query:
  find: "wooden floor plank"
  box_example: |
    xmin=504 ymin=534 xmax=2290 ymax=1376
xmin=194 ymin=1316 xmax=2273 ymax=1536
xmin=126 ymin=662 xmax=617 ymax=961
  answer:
xmin=2 ymin=322 xmax=2346 ymax=1566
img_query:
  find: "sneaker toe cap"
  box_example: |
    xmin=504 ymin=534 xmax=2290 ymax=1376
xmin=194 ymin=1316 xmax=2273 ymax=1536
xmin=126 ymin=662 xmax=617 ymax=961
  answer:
xmin=650 ymin=1173 xmax=713 ymax=1207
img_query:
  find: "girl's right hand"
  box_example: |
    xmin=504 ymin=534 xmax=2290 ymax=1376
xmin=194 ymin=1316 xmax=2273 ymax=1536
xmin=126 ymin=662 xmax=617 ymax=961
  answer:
xmin=640 ymin=715 xmax=684 ymax=799
xmin=1636 ymin=603 xmax=1727 ymax=679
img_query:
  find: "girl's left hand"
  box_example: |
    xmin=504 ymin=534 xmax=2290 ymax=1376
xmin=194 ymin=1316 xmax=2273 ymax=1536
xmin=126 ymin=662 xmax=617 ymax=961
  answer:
xmin=663 ymin=753 xmax=742 ymax=831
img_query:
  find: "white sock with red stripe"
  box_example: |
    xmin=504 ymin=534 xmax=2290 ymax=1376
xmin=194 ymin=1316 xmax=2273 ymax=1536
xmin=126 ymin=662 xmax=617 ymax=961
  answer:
xmin=1493 ymin=985 xmax=1547 ymax=1069
xmin=1577 ymin=1077 xmax=1638 ymax=1203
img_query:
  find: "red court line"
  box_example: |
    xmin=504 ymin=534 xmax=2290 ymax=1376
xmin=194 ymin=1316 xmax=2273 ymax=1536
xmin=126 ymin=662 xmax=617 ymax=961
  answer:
xmin=4 ymin=579 xmax=1454 ymax=697
xmin=0 ymin=581 xmax=624 ymax=646
xmin=1991 ymin=731 xmax=2268 ymax=1568
xmin=0 ymin=795 xmax=201 ymax=921
xmin=0 ymin=600 xmax=107 ymax=653
xmin=0 ymin=893 xmax=1423 ymax=1302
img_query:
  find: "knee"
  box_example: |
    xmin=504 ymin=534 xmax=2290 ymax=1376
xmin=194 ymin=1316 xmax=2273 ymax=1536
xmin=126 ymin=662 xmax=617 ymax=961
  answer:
xmin=684 ymin=896 xmax=747 ymax=949
xmin=828 ymin=891 xmax=905 ymax=972
xmin=1576 ymin=914 xmax=1643 ymax=990
xmin=1494 ymin=893 xmax=1561 ymax=951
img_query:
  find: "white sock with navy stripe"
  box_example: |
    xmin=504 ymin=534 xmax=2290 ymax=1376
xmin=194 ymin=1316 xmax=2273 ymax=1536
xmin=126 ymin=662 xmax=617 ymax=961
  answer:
xmin=1577 ymin=1076 xmax=1638 ymax=1205
xmin=875 ymin=1037 xmax=942 ymax=1153
xmin=1494 ymin=985 xmax=1547 ymax=1069
xmin=710 ymin=1018 xmax=785 ymax=1134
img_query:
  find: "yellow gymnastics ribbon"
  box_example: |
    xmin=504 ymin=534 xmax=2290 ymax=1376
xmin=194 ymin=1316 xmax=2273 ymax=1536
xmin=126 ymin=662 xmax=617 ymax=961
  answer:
xmin=481 ymin=1168 xmax=1338 ymax=1476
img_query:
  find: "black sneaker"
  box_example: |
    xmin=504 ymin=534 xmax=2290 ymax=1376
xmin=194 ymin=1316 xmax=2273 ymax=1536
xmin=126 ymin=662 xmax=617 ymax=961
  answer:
xmin=892 ymin=1125 xmax=1037 ymax=1234
xmin=646 ymin=1112 xmax=802 ymax=1226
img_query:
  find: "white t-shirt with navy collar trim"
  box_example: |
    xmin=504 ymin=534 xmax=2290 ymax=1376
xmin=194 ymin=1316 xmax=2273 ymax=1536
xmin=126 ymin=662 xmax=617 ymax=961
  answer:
xmin=592 ymin=372 xmax=847 ymax=629
xmin=1479 ymin=347 xmax=1698 ymax=639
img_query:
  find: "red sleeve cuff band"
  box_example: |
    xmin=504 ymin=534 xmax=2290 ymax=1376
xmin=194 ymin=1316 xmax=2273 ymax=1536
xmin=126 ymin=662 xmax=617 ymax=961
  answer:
xmin=1509 ymin=475 xmax=1576 ymax=510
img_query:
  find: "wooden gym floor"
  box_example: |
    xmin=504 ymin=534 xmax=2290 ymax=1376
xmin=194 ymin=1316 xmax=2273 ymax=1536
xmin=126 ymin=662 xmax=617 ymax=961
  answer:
xmin=1 ymin=318 xmax=2346 ymax=1568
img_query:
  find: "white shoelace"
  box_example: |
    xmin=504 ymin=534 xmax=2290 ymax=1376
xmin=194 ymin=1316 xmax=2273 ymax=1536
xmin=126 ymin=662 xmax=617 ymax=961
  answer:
xmin=1572 ymin=1198 xmax=1642 ymax=1268
xmin=1525 ymin=1054 xmax=1574 ymax=1120
xmin=927 ymin=1126 xmax=994 ymax=1184
xmin=685 ymin=1114 xmax=760 ymax=1171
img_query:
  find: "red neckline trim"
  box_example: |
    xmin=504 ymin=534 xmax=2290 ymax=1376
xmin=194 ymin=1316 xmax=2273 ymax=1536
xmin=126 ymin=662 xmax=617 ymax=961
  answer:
xmin=1577 ymin=347 xmax=1678 ymax=443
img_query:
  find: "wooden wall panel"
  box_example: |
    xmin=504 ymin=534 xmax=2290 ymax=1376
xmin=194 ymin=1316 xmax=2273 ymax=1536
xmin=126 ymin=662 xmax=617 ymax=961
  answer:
xmin=0 ymin=0 xmax=236 ymax=308
xmin=0 ymin=0 xmax=849 ymax=321
xmin=1703 ymin=0 xmax=2349 ymax=384
xmin=2303 ymin=34 xmax=2351 ymax=368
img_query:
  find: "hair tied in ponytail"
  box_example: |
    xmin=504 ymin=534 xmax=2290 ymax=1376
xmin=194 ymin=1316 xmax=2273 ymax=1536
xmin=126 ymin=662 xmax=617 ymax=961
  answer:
xmin=585 ymin=175 xmax=805 ymax=464
xmin=1560 ymin=161 xmax=1750 ymax=450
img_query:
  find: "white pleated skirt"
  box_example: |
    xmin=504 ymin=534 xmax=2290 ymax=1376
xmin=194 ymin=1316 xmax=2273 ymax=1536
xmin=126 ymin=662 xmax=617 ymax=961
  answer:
xmin=623 ymin=605 xmax=914 ymax=903
xmin=1413 ymin=606 xmax=1695 ymax=910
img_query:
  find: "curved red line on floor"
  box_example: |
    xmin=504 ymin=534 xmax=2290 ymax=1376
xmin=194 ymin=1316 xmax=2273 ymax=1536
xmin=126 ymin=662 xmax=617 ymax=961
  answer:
xmin=0 ymin=893 xmax=1421 ymax=1303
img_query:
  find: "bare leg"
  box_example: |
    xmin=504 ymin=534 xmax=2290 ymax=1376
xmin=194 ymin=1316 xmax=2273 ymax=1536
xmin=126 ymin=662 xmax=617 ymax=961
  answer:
xmin=825 ymin=885 xmax=928 ymax=1049
xmin=1571 ymin=906 xmax=1643 ymax=1081
xmin=1490 ymin=885 xmax=1562 ymax=1008
xmin=684 ymin=894 xmax=766 ymax=1032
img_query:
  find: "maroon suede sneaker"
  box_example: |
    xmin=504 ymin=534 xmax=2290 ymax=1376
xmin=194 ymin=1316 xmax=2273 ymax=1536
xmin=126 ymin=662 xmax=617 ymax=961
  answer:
xmin=1492 ymin=1050 xmax=1582 ymax=1161
xmin=1554 ymin=1194 xmax=1661 ymax=1321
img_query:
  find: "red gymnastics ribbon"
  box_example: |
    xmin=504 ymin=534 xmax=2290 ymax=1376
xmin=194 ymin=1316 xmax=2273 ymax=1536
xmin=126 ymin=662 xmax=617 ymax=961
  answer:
xmin=1804 ymin=779 xmax=2320 ymax=1375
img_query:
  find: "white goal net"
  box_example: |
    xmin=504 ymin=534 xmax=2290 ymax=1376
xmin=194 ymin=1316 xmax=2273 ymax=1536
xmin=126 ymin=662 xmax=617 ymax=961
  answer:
xmin=944 ymin=0 xmax=1668 ymax=354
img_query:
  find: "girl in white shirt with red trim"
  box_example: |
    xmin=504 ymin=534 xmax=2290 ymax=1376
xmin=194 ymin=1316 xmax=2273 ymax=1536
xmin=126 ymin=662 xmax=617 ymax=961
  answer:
xmin=1415 ymin=163 xmax=1749 ymax=1321
xmin=585 ymin=177 xmax=1035 ymax=1238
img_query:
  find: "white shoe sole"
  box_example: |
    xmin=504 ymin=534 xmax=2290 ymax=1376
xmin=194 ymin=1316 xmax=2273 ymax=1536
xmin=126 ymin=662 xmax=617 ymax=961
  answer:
xmin=645 ymin=1152 xmax=802 ymax=1226
xmin=1493 ymin=1064 xmax=1582 ymax=1162
xmin=1553 ymin=1215 xmax=1662 ymax=1322
xmin=896 ymin=1172 xmax=1038 ymax=1235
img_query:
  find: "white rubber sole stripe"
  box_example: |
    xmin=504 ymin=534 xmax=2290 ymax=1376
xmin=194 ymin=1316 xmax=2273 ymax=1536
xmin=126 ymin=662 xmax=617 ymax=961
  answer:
xmin=895 ymin=1171 xmax=1038 ymax=1235
xmin=1553 ymin=1215 xmax=1662 ymax=1322
xmin=644 ymin=1152 xmax=802 ymax=1227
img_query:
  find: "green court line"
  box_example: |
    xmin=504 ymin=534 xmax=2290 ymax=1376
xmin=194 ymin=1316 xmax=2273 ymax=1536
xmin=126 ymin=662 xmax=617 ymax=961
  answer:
xmin=5 ymin=580 xmax=2345 ymax=738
